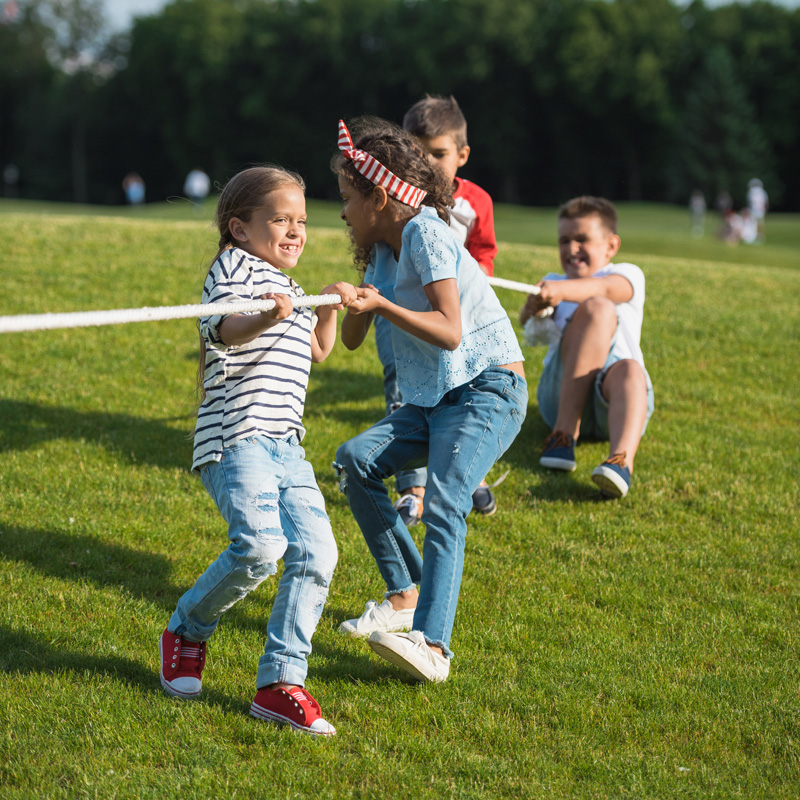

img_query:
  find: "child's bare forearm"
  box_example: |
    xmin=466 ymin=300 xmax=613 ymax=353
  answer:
xmin=311 ymin=308 xmax=338 ymax=362
xmin=340 ymin=310 xmax=373 ymax=350
xmin=218 ymin=293 xmax=295 ymax=347
xmin=545 ymin=275 xmax=633 ymax=306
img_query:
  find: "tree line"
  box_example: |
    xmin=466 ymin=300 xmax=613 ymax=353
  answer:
xmin=2 ymin=0 xmax=798 ymax=210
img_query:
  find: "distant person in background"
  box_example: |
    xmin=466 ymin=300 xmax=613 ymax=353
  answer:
xmin=689 ymin=189 xmax=706 ymax=238
xmin=122 ymin=172 xmax=145 ymax=205
xmin=3 ymin=164 xmax=19 ymax=198
xmin=715 ymin=190 xmax=733 ymax=216
xmin=719 ymin=208 xmax=743 ymax=245
xmin=184 ymin=168 xmax=211 ymax=208
xmin=739 ymin=207 xmax=758 ymax=245
xmin=746 ymin=178 xmax=769 ymax=244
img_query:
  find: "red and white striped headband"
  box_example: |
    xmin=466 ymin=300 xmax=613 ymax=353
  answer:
xmin=337 ymin=119 xmax=427 ymax=209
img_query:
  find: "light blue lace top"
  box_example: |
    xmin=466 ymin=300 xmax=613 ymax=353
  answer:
xmin=364 ymin=207 xmax=523 ymax=407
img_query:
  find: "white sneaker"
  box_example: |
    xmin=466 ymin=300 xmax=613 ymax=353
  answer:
xmin=338 ymin=599 xmax=416 ymax=638
xmin=394 ymin=494 xmax=423 ymax=527
xmin=367 ymin=630 xmax=450 ymax=683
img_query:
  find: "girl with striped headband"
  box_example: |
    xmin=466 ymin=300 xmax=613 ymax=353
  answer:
xmin=332 ymin=117 xmax=527 ymax=683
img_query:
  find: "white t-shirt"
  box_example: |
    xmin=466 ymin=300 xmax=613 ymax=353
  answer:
xmin=541 ymin=262 xmax=647 ymax=372
xmin=747 ymin=185 xmax=768 ymax=220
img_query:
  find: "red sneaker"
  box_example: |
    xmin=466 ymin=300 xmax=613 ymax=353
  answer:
xmin=159 ymin=628 xmax=206 ymax=699
xmin=250 ymin=686 xmax=336 ymax=737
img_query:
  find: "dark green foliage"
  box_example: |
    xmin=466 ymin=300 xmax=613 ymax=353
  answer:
xmin=2 ymin=0 xmax=800 ymax=208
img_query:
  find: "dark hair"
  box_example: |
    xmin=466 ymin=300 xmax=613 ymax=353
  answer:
xmin=402 ymin=95 xmax=468 ymax=150
xmin=331 ymin=116 xmax=454 ymax=271
xmin=558 ymin=196 xmax=618 ymax=234
xmin=196 ymin=166 xmax=306 ymax=402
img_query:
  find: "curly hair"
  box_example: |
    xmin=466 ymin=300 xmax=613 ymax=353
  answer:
xmin=331 ymin=116 xmax=454 ymax=272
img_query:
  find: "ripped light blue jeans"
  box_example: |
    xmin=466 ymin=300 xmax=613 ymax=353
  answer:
xmin=334 ymin=367 xmax=527 ymax=658
xmin=168 ymin=434 xmax=338 ymax=688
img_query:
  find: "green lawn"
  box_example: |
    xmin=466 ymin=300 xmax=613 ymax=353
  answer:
xmin=0 ymin=200 xmax=798 ymax=799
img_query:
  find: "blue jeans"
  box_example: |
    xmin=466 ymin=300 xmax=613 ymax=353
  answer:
xmin=334 ymin=367 xmax=527 ymax=658
xmin=374 ymin=316 xmax=428 ymax=492
xmin=169 ymin=434 xmax=338 ymax=688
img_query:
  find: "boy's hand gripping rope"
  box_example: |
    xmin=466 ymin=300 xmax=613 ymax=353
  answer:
xmin=0 ymin=280 xmax=545 ymax=334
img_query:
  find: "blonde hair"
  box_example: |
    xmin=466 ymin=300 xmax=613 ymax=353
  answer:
xmin=196 ymin=166 xmax=306 ymax=402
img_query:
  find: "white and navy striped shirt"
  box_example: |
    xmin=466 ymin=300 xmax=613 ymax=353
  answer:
xmin=192 ymin=247 xmax=315 ymax=472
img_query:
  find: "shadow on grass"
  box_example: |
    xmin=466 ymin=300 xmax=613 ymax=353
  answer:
xmin=501 ymin=402 xmax=617 ymax=504
xmin=305 ymin=366 xmax=385 ymax=422
xmin=0 ymin=626 xmax=244 ymax=710
xmin=0 ymin=399 xmax=192 ymax=470
xmin=0 ymin=524 xmax=181 ymax=611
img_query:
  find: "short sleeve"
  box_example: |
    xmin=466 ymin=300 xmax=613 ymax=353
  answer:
xmin=404 ymin=212 xmax=459 ymax=285
xmin=604 ymin=263 xmax=645 ymax=305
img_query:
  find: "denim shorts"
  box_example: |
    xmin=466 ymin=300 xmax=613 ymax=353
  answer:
xmin=537 ymin=317 xmax=654 ymax=440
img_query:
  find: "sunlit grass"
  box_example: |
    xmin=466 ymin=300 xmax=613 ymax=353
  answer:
xmin=0 ymin=205 xmax=798 ymax=799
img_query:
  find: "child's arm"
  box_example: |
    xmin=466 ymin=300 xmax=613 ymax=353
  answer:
xmin=521 ymin=274 xmax=633 ymax=324
xmin=340 ymin=283 xmax=378 ymax=351
xmin=218 ymin=293 xmax=294 ymax=346
xmin=348 ymin=278 xmax=462 ymax=351
xmin=311 ymin=281 xmax=358 ymax=363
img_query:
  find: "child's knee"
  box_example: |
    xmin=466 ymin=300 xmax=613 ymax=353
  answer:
xmin=602 ymin=359 xmax=647 ymax=398
xmin=577 ymin=295 xmax=617 ymax=323
xmin=230 ymin=529 xmax=288 ymax=579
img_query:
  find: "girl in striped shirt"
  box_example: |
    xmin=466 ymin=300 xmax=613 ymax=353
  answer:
xmin=159 ymin=166 xmax=356 ymax=737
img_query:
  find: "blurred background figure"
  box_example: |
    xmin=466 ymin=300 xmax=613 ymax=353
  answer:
xmin=184 ymin=168 xmax=211 ymax=208
xmin=122 ymin=172 xmax=145 ymax=205
xmin=715 ymin=190 xmax=733 ymax=216
xmin=739 ymin=207 xmax=758 ymax=244
xmin=746 ymin=178 xmax=769 ymax=244
xmin=3 ymin=164 xmax=19 ymax=198
xmin=719 ymin=208 xmax=742 ymax=245
xmin=689 ymin=189 xmax=706 ymax=238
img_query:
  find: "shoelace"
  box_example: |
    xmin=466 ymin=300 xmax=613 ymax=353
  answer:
xmin=286 ymin=687 xmax=322 ymax=722
xmin=178 ymin=641 xmax=205 ymax=671
xmin=543 ymin=430 xmax=573 ymax=451
xmin=604 ymin=451 xmax=627 ymax=468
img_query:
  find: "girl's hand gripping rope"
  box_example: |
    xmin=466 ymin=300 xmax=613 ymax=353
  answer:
xmin=319 ymin=282 xmax=358 ymax=311
xmin=262 ymin=292 xmax=294 ymax=321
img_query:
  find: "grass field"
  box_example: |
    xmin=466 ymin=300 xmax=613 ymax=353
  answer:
xmin=0 ymin=198 xmax=798 ymax=799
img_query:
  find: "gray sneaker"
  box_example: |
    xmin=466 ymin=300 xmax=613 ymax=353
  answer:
xmin=338 ymin=599 xmax=415 ymax=638
xmin=368 ymin=630 xmax=450 ymax=683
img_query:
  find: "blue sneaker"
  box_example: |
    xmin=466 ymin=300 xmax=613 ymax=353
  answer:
xmin=591 ymin=453 xmax=631 ymax=498
xmin=471 ymin=483 xmax=497 ymax=516
xmin=540 ymin=431 xmax=576 ymax=471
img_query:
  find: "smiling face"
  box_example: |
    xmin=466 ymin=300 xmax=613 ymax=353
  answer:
xmin=229 ymin=185 xmax=307 ymax=270
xmin=557 ymin=213 xmax=620 ymax=279
xmin=418 ymin=133 xmax=469 ymax=183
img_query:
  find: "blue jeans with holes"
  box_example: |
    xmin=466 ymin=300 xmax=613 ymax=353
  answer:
xmin=168 ymin=434 xmax=338 ymax=688
xmin=334 ymin=367 xmax=527 ymax=658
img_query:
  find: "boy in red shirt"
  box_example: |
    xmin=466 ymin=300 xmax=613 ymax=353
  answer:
xmin=375 ymin=95 xmax=500 ymax=526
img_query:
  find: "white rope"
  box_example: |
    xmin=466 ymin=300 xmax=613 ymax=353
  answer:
xmin=0 ymin=294 xmax=343 ymax=334
xmin=0 ymin=277 xmax=543 ymax=334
